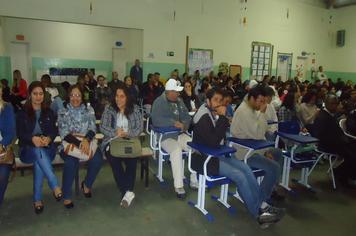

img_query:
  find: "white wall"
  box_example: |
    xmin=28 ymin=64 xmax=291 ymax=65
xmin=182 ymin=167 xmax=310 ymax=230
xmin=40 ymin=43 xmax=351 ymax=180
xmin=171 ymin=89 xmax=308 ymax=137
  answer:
xmin=1 ymin=17 xmax=142 ymax=62
xmin=329 ymin=5 xmax=356 ymax=73
xmin=0 ymin=0 xmax=354 ymax=74
xmin=0 ymin=18 xmax=5 ymax=55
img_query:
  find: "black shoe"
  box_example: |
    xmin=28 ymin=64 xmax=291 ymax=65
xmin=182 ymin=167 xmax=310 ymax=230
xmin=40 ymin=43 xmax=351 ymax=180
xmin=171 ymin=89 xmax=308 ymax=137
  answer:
xmin=258 ymin=206 xmax=285 ymax=229
xmin=175 ymin=188 xmax=186 ymax=200
xmin=33 ymin=202 xmax=44 ymax=214
xmin=64 ymin=201 xmax=74 ymax=209
xmin=53 ymin=192 xmax=63 ymax=202
xmin=81 ymin=181 xmax=92 ymax=198
xmin=261 ymin=205 xmax=286 ymax=219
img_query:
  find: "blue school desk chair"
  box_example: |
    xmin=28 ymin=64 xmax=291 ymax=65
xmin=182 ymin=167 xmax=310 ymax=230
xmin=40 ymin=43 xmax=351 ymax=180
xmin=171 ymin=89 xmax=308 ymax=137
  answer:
xmin=187 ymin=142 xmax=236 ymax=222
xmin=227 ymin=138 xmax=274 ymax=200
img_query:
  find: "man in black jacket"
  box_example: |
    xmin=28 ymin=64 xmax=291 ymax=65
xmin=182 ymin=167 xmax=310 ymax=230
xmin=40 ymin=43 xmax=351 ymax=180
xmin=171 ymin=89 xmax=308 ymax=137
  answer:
xmin=192 ymin=88 xmax=285 ymax=229
xmin=313 ymin=94 xmax=356 ymax=187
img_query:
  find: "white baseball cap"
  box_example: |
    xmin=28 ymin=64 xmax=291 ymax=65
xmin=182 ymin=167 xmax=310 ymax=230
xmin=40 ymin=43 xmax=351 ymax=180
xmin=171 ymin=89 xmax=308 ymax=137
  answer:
xmin=248 ymin=79 xmax=258 ymax=89
xmin=165 ymin=78 xmax=183 ymax=92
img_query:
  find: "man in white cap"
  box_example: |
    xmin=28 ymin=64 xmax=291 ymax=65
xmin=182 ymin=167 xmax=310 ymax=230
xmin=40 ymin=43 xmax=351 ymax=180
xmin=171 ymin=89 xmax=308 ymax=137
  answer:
xmin=151 ymin=78 xmax=198 ymax=199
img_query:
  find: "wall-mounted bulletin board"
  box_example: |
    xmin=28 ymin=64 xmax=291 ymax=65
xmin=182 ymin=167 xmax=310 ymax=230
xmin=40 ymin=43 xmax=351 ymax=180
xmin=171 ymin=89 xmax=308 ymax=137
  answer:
xmin=250 ymin=42 xmax=274 ymax=81
xmin=188 ymin=48 xmax=213 ymax=76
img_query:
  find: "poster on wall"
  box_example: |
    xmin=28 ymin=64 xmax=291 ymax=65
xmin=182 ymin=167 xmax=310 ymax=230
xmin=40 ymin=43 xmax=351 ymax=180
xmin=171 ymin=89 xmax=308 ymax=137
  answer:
xmin=250 ymin=42 xmax=274 ymax=80
xmin=188 ymin=48 xmax=214 ymax=76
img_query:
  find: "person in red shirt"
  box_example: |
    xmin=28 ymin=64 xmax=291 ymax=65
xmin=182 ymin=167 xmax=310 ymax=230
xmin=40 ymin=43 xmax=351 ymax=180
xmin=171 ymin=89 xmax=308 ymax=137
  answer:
xmin=10 ymin=70 xmax=28 ymax=111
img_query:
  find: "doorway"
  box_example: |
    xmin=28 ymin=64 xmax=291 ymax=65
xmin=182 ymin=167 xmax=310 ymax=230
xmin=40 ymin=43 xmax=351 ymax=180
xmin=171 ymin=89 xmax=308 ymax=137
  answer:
xmin=276 ymin=52 xmax=292 ymax=82
xmin=10 ymin=42 xmax=31 ymax=82
xmin=112 ymin=48 xmax=127 ymax=81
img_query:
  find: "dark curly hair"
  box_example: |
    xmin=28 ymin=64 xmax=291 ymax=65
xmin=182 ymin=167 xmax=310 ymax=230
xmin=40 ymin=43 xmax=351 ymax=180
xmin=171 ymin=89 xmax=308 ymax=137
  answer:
xmin=110 ymin=83 xmax=134 ymax=117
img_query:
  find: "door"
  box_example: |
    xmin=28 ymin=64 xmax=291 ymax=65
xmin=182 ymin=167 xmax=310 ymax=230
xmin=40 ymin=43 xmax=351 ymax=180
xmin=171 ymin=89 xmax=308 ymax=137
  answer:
xmin=112 ymin=48 xmax=127 ymax=81
xmin=276 ymin=53 xmax=292 ymax=82
xmin=10 ymin=42 xmax=31 ymax=83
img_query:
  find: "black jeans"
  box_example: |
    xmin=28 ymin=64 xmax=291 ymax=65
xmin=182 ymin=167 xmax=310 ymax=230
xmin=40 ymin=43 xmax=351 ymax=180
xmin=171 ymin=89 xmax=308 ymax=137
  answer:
xmin=107 ymin=153 xmax=137 ymax=196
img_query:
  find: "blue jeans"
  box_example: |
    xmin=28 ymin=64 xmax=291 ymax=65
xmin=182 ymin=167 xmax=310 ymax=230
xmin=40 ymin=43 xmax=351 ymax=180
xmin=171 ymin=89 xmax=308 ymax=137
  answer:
xmin=247 ymin=149 xmax=281 ymax=202
xmin=0 ymin=164 xmax=11 ymax=206
xmin=61 ymin=149 xmax=103 ymax=200
xmin=32 ymin=148 xmax=60 ymax=202
xmin=219 ymin=157 xmax=262 ymax=218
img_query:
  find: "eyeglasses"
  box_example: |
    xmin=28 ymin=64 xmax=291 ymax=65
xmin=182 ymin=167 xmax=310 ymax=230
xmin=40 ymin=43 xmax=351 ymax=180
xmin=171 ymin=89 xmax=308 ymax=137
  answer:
xmin=70 ymin=94 xmax=81 ymax=98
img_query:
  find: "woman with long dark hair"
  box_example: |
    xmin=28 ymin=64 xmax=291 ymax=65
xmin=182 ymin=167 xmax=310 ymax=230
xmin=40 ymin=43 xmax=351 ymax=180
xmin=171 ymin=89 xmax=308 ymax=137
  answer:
xmin=100 ymin=84 xmax=143 ymax=208
xmin=16 ymin=81 xmax=61 ymax=214
xmin=181 ymin=81 xmax=200 ymax=112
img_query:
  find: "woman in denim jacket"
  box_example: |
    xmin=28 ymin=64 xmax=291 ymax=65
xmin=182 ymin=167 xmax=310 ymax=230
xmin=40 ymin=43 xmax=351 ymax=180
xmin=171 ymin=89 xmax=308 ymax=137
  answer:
xmin=100 ymin=84 xmax=143 ymax=208
xmin=58 ymin=85 xmax=103 ymax=209
xmin=16 ymin=81 xmax=62 ymax=214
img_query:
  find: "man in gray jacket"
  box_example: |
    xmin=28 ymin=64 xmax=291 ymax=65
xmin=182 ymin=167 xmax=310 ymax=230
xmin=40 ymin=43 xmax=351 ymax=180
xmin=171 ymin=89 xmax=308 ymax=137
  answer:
xmin=151 ymin=79 xmax=197 ymax=199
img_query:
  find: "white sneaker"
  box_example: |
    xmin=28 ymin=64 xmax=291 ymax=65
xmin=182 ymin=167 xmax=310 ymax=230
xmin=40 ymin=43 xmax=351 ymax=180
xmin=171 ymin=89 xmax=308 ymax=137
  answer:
xmin=120 ymin=191 xmax=135 ymax=208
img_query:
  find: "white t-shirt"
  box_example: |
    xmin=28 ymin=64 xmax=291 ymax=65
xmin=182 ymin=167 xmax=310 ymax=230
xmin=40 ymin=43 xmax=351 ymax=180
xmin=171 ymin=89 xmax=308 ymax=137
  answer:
xmin=190 ymin=100 xmax=196 ymax=111
xmin=117 ymin=112 xmax=129 ymax=132
xmin=317 ymin=72 xmax=327 ymax=82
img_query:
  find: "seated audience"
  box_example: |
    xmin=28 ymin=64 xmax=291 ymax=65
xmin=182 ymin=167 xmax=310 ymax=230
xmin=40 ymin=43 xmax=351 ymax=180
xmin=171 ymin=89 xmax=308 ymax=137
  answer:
xmin=192 ymin=88 xmax=285 ymax=229
xmin=100 ymin=84 xmax=143 ymax=208
xmin=16 ymin=81 xmax=62 ymax=214
xmin=151 ymin=79 xmax=197 ymax=199
xmin=313 ymin=94 xmax=356 ymax=187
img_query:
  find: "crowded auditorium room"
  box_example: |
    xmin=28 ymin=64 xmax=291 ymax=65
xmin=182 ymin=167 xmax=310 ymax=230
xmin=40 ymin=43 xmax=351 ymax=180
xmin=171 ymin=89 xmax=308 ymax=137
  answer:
xmin=1 ymin=0 xmax=356 ymax=235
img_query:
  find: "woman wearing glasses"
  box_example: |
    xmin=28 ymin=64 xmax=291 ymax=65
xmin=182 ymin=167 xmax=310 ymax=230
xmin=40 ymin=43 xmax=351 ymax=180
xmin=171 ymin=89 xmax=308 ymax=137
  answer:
xmin=58 ymin=85 xmax=103 ymax=209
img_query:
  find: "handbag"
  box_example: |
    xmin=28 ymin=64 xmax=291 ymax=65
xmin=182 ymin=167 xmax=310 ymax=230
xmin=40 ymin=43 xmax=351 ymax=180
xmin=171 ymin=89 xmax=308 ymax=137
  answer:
xmin=109 ymin=137 xmax=142 ymax=158
xmin=63 ymin=135 xmax=98 ymax=161
xmin=0 ymin=145 xmax=15 ymax=165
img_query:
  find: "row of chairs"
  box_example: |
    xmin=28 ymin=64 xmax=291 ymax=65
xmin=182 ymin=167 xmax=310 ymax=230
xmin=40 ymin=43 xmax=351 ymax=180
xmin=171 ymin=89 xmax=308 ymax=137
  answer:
xmin=146 ymin=117 xmax=354 ymax=221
